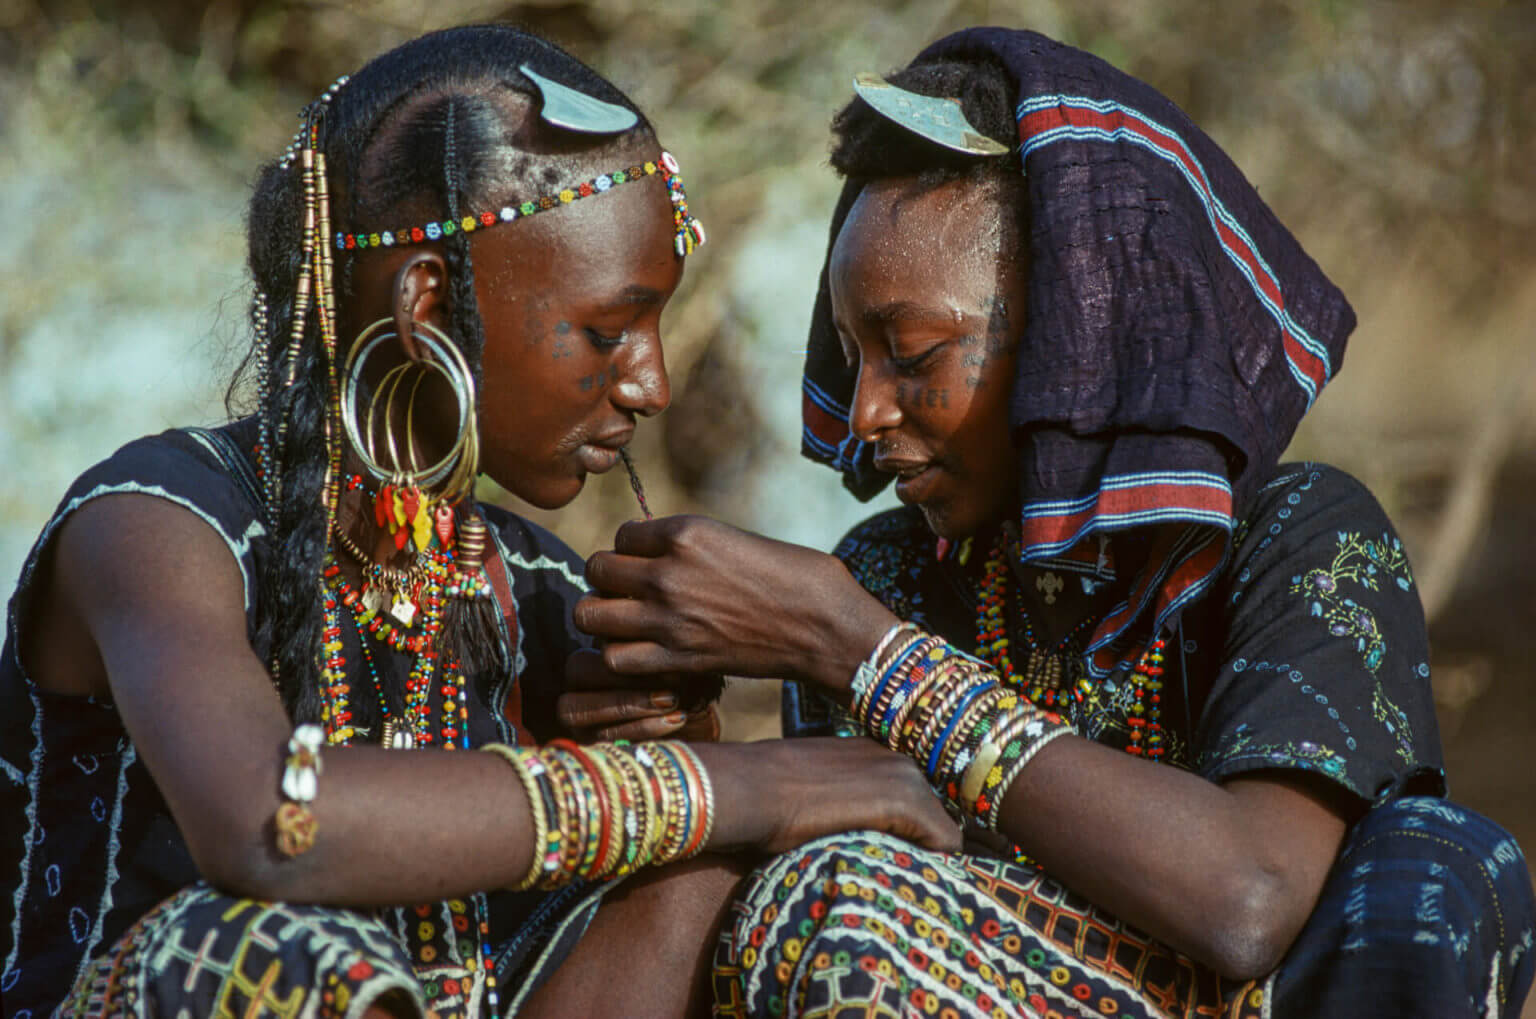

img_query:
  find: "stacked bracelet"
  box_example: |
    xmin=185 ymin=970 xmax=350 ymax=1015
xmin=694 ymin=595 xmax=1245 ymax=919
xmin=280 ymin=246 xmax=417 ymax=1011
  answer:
xmin=482 ymin=739 xmax=713 ymax=891
xmin=848 ymin=629 xmax=1074 ymax=830
xmin=275 ymin=724 xmax=324 ymax=857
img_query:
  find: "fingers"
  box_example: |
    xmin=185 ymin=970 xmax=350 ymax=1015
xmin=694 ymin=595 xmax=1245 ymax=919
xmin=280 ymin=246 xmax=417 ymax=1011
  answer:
xmin=564 ymin=647 xmax=669 ymax=692
xmin=571 ymin=593 xmax=664 ymax=641
xmin=588 ymin=714 xmax=691 ymax=743
xmin=602 ymin=639 xmax=696 ymax=677
xmin=611 ymin=515 xmax=710 ymax=558
xmin=555 ymin=688 xmax=686 ymax=740
xmin=582 ymin=551 xmax=658 ymax=599
xmin=901 ymin=793 xmax=965 ymax=853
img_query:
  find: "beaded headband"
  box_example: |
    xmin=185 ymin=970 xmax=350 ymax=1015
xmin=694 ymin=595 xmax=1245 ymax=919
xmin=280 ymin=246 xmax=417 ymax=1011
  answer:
xmin=335 ymin=149 xmax=706 ymax=257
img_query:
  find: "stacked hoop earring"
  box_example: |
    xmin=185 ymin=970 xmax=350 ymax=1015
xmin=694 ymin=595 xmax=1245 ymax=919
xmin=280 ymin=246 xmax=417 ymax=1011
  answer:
xmin=341 ymin=318 xmax=480 ymax=554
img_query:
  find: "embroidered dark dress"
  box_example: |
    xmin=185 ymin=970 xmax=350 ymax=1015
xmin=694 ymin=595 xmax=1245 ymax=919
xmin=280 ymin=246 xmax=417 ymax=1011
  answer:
xmin=0 ymin=421 xmax=609 ymax=1018
xmin=713 ymin=466 xmax=1536 ymax=1017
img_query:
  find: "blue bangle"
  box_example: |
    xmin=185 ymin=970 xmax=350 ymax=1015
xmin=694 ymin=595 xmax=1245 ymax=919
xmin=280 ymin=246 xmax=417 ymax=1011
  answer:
xmin=926 ymin=678 xmax=990 ymax=779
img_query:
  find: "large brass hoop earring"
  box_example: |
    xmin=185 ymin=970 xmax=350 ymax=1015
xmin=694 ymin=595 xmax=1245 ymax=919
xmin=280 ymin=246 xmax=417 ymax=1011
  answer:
xmin=341 ymin=318 xmax=478 ymax=495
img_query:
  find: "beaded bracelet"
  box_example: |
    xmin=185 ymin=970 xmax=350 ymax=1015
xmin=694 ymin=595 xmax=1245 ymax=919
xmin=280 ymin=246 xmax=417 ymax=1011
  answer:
xmin=275 ymin=724 xmax=325 ymax=857
xmin=855 ymin=627 xmax=929 ymax=723
xmin=483 ymin=739 xmax=712 ymax=891
xmin=847 ymin=628 xmax=1078 ymax=829
xmin=979 ymin=723 xmax=1073 ymax=830
xmin=482 ymin=743 xmax=550 ymax=891
xmin=850 ymin=621 xmax=915 ymax=706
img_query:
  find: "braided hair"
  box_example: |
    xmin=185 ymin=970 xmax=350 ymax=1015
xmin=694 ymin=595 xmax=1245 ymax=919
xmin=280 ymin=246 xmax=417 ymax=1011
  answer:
xmin=238 ymin=25 xmax=656 ymax=723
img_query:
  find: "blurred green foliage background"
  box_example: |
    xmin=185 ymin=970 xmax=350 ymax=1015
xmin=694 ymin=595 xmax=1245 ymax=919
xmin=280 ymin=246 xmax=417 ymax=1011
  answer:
xmin=3 ymin=0 xmax=1534 ymax=909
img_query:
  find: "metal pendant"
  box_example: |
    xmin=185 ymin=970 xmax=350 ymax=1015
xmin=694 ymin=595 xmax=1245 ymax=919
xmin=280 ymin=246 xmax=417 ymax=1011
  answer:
xmin=361 ymin=583 xmax=386 ymax=615
xmin=381 ymin=718 xmax=415 ymax=750
xmin=521 ymin=64 xmax=638 ymax=134
xmin=388 ymin=594 xmax=417 ymax=627
xmin=852 ymin=72 xmax=1011 ymax=157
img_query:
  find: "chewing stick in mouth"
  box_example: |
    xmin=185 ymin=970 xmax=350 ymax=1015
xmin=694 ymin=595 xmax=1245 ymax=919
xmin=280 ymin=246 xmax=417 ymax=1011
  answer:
xmin=618 ymin=448 xmax=653 ymax=520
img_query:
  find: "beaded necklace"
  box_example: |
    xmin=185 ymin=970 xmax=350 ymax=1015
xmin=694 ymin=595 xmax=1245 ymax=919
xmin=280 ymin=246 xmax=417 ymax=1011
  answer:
xmin=321 ymin=548 xmax=480 ymax=750
xmin=975 ymin=529 xmax=1168 ymax=759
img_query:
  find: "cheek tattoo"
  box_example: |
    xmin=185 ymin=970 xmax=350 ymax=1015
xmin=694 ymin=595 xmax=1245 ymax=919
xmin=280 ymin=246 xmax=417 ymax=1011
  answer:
xmin=967 ymin=294 xmax=1014 ymax=388
xmin=577 ymin=364 xmax=620 ymax=392
xmin=896 ymin=381 xmax=951 ymax=409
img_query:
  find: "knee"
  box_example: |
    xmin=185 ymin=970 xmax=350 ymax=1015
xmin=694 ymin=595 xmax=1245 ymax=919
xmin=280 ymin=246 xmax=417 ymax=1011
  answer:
xmin=725 ymin=832 xmax=939 ymax=954
xmin=1330 ymin=797 xmax=1535 ymax=1005
xmin=1346 ymin=797 xmax=1532 ymax=920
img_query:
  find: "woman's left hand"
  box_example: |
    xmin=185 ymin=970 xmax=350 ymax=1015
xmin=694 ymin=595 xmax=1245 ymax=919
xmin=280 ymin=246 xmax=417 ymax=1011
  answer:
xmin=574 ymin=515 xmax=900 ymax=696
xmin=557 ymin=648 xmax=721 ymax=742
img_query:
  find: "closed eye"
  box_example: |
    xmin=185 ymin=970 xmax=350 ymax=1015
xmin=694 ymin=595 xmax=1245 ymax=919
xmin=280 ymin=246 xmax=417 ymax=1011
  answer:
xmin=586 ymin=328 xmax=627 ymax=350
xmin=891 ymin=345 xmax=941 ymax=376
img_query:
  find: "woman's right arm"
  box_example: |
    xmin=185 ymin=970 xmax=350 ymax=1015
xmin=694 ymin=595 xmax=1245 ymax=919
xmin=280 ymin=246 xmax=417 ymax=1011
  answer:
xmin=33 ymin=494 xmax=956 ymax=907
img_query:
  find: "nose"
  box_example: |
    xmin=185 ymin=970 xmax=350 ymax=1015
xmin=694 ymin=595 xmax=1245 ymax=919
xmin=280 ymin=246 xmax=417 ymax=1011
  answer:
xmin=611 ymin=334 xmax=671 ymax=417
xmin=848 ymin=359 xmax=901 ymax=442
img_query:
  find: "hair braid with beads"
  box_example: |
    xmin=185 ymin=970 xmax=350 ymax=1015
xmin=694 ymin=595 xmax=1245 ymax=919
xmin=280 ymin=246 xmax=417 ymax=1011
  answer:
xmin=236 ymin=25 xmax=656 ymax=723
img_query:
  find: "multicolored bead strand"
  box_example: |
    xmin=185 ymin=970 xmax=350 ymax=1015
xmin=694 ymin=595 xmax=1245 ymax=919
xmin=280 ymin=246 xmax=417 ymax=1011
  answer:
xmin=333 ymin=151 xmax=705 ymax=261
xmin=1126 ymin=638 xmax=1167 ymax=759
xmin=976 ymin=531 xmax=1096 ymax=709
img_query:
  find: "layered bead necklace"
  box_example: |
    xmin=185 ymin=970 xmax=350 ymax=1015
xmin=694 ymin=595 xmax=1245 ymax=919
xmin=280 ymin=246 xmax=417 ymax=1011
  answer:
xmin=319 ymin=475 xmax=490 ymax=750
xmin=975 ymin=529 xmax=1168 ymax=760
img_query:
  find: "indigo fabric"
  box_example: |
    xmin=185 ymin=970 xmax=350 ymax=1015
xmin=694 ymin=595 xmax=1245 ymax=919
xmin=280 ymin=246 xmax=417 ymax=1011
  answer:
xmin=802 ymin=27 xmax=1356 ymax=656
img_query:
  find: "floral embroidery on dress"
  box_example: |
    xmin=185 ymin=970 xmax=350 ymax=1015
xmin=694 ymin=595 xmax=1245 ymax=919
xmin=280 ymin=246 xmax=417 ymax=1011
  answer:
xmin=1372 ymin=682 xmax=1416 ymax=765
xmin=835 ymin=519 xmax=926 ymax=621
xmin=1204 ymin=723 xmax=1350 ymax=781
xmin=1290 ymin=532 xmax=1413 ymax=672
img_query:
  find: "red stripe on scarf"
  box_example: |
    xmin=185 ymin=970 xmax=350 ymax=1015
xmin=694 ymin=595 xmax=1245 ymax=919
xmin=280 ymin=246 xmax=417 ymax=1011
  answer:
xmin=1018 ymin=102 xmax=1329 ymax=394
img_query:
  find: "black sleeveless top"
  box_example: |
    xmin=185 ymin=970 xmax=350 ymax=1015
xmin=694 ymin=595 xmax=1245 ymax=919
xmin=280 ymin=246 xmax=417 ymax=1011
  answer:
xmin=0 ymin=419 xmax=593 ymax=1017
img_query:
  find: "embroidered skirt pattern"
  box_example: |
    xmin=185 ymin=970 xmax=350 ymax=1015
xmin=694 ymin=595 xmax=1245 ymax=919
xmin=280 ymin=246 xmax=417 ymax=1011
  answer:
xmin=713 ymin=831 xmax=1264 ymax=1019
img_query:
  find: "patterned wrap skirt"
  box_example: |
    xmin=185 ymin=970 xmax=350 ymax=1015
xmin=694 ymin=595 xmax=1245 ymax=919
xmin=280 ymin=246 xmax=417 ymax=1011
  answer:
xmin=712 ymin=797 xmax=1536 ymax=1018
xmin=53 ymin=877 xmax=616 ymax=1018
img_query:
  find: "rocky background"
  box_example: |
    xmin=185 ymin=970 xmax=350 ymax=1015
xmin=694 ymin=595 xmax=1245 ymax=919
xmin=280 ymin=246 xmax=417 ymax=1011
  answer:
xmin=4 ymin=0 xmax=1534 ymax=951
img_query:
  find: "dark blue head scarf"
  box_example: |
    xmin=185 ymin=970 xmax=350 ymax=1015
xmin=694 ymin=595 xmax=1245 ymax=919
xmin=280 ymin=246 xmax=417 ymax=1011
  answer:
xmin=801 ymin=27 xmax=1355 ymax=661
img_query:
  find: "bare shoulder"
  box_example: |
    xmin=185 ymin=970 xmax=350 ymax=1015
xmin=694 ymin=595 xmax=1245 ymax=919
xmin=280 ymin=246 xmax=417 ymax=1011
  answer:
xmin=23 ymin=493 xmax=251 ymax=698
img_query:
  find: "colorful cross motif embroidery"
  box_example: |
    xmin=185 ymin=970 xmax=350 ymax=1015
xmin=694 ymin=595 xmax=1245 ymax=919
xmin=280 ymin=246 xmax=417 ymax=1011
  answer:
xmin=1291 ymin=532 xmax=1413 ymax=672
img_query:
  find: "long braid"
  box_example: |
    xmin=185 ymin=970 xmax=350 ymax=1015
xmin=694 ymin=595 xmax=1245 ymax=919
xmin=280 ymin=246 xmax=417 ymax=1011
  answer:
xmin=248 ymin=156 xmax=332 ymax=720
xmin=438 ymin=95 xmax=504 ymax=675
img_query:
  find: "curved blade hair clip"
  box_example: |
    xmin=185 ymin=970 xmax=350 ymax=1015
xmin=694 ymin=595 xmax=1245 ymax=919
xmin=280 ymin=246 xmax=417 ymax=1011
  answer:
xmin=852 ymin=72 xmax=1010 ymax=157
xmin=521 ymin=64 xmax=639 ymax=134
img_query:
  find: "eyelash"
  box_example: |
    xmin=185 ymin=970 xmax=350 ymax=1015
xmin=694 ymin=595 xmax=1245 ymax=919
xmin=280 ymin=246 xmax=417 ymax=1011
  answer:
xmin=891 ymin=346 xmax=940 ymax=376
xmin=586 ymin=328 xmax=626 ymax=350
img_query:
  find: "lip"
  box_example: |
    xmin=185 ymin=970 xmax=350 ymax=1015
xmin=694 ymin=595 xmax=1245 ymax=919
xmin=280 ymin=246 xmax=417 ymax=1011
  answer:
xmin=876 ymin=457 xmax=942 ymax=504
xmin=587 ymin=425 xmax=636 ymax=451
xmin=575 ymin=426 xmax=636 ymax=475
xmin=575 ymin=444 xmax=622 ymax=474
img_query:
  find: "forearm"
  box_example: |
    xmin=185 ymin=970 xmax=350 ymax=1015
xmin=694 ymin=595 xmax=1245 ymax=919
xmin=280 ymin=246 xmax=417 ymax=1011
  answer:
xmin=996 ymin=738 xmax=1336 ymax=978
xmin=792 ymin=584 xmax=901 ymax=696
xmin=838 ymin=628 xmax=1347 ymax=980
xmin=189 ymin=741 xmax=538 ymax=906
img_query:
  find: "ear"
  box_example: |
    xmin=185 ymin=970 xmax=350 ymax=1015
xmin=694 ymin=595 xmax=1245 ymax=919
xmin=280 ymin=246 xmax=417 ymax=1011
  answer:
xmin=392 ymin=252 xmax=449 ymax=361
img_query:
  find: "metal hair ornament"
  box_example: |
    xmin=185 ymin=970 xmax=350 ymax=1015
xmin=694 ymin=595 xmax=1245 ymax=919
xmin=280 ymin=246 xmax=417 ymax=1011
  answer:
xmin=333 ymin=150 xmax=705 ymax=258
xmin=852 ymin=71 xmax=1011 ymax=157
xmin=520 ymin=63 xmax=639 ymax=134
